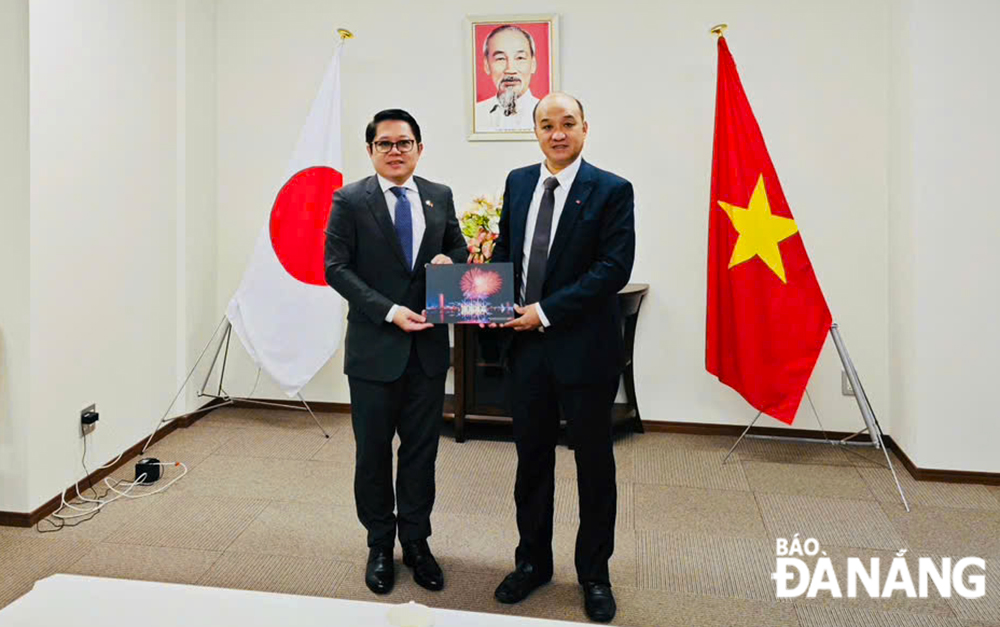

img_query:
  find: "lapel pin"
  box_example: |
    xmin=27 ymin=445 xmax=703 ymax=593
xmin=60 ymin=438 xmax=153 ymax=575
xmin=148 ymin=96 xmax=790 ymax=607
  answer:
xmin=575 ymin=199 xmax=582 ymax=205
xmin=425 ymin=200 xmax=434 ymax=207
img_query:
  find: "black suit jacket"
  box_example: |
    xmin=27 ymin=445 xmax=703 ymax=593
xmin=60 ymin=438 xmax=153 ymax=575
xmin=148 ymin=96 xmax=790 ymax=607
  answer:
xmin=492 ymin=159 xmax=635 ymax=385
xmin=324 ymin=175 xmax=467 ymax=382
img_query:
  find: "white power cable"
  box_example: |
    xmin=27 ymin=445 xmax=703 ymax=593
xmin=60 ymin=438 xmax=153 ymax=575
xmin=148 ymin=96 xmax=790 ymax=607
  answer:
xmin=51 ymin=464 xmax=188 ymax=520
xmin=52 ymin=478 xmax=143 ymax=519
xmin=43 ymin=431 xmax=188 ymax=524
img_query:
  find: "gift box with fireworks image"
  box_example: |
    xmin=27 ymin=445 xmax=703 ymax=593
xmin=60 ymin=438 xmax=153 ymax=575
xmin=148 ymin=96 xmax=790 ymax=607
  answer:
xmin=425 ymin=263 xmax=516 ymax=324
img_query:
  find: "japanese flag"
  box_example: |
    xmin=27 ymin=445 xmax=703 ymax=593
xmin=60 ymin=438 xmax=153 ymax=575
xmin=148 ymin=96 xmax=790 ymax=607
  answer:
xmin=226 ymin=45 xmax=346 ymax=396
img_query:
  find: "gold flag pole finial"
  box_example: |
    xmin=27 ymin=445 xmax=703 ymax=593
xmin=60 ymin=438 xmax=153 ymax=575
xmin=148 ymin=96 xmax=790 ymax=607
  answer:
xmin=710 ymin=24 xmax=728 ymax=38
xmin=336 ymin=28 xmax=354 ymax=41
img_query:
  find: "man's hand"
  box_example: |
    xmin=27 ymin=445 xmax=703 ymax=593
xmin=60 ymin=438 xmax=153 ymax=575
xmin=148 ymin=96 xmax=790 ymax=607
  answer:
xmin=392 ymin=306 xmax=433 ymax=332
xmin=502 ymin=304 xmax=542 ymax=332
xmin=430 ymin=254 xmax=453 ymax=265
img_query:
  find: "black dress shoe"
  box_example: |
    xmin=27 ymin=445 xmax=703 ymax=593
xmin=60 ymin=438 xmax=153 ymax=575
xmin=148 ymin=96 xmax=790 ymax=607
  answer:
xmin=582 ymin=582 xmax=616 ymax=623
xmin=494 ymin=562 xmax=551 ymax=604
xmin=365 ymin=546 xmax=394 ymax=594
xmin=402 ymin=539 xmax=444 ymax=591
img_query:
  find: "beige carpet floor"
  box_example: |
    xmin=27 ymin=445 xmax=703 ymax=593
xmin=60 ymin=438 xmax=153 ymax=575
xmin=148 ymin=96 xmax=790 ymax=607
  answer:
xmin=2 ymin=407 xmax=998 ymax=626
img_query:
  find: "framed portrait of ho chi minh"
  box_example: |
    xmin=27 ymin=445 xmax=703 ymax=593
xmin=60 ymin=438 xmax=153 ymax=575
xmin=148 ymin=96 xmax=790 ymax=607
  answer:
xmin=466 ymin=14 xmax=560 ymax=142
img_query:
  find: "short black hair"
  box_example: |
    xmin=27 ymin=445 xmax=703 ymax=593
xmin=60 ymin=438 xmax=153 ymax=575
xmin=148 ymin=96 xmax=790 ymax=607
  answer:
xmin=365 ymin=109 xmax=422 ymax=145
xmin=532 ymin=93 xmax=585 ymax=126
xmin=483 ymin=25 xmax=536 ymax=59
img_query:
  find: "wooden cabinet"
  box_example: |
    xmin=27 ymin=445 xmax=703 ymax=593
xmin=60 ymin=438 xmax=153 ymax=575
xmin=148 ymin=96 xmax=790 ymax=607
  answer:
xmin=450 ymin=283 xmax=649 ymax=442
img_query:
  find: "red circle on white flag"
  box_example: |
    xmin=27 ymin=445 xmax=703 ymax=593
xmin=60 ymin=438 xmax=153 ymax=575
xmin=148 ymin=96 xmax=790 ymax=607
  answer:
xmin=269 ymin=166 xmax=343 ymax=286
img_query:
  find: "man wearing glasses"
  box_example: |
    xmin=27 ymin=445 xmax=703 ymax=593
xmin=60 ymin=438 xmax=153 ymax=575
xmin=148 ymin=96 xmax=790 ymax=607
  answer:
xmin=324 ymin=109 xmax=467 ymax=595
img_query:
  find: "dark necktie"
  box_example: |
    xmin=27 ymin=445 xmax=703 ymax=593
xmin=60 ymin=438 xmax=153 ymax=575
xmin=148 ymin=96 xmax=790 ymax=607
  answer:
xmin=390 ymin=186 xmax=413 ymax=269
xmin=524 ymin=176 xmax=560 ymax=304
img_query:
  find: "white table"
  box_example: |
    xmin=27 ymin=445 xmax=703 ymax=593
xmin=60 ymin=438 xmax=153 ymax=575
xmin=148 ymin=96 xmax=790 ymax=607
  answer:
xmin=0 ymin=575 xmax=604 ymax=626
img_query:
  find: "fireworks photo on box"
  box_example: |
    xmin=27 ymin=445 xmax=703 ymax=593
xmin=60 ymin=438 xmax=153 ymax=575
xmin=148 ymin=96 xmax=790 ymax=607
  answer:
xmin=425 ymin=263 xmax=516 ymax=324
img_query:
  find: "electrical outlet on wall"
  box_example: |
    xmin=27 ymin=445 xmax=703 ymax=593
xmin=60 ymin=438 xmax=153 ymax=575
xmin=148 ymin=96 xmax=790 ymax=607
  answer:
xmin=841 ymin=371 xmax=855 ymax=397
xmin=81 ymin=403 xmax=98 ymax=436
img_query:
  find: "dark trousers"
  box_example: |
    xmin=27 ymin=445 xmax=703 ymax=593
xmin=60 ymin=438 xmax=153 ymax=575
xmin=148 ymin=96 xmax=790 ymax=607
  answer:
xmin=348 ymin=343 xmax=445 ymax=549
xmin=510 ymin=332 xmax=618 ymax=585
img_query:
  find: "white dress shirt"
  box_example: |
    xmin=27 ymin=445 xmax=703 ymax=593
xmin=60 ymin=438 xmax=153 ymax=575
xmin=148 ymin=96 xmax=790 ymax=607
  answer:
xmin=474 ymin=91 xmax=540 ymax=133
xmin=378 ymin=174 xmax=425 ymax=323
xmin=520 ymin=155 xmax=583 ymax=328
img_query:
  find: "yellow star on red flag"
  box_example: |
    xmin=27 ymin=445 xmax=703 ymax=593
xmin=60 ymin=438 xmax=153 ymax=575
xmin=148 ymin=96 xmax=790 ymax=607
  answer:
xmin=717 ymin=174 xmax=798 ymax=283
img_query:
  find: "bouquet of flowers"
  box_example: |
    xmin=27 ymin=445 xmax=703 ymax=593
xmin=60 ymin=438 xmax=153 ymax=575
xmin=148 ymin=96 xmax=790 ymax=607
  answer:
xmin=459 ymin=193 xmax=503 ymax=263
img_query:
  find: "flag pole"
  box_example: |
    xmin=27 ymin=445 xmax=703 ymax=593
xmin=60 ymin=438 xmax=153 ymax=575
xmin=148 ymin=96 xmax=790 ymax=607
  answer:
xmin=709 ymin=23 xmax=728 ymax=38
xmin=829 ymin=323 xmax=910 ymax=511
xmin=723 ymin=410 xmax=761 ymax=464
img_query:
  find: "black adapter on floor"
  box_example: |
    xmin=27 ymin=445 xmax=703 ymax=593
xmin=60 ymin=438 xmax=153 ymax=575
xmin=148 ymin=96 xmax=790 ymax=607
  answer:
xmin=135 ymin=458 xmax=161 ymax=485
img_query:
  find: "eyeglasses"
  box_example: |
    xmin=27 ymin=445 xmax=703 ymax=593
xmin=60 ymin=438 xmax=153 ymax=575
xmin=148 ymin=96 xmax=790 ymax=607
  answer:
xmin=371 ymin=139 xmax=416 ymax=154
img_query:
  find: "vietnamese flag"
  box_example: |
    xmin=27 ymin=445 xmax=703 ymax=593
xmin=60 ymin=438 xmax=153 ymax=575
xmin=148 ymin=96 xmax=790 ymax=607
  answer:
xmin=706 ymin=36 xmax=832 ymax=425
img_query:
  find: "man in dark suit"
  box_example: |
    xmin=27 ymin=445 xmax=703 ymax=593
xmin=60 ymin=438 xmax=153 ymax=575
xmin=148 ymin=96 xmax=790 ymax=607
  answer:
xmin=324 ymin=109 xmax=467 ymax=595
xmin=491 ymin=93 xmax=635 ymax=623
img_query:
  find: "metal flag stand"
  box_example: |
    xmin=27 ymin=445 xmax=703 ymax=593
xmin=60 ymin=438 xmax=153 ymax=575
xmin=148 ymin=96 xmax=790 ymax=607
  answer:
xmin=196 ymin=317 xmax=330 ymax=438
xmin=139 ymin=314 xmax=330 ymax=455
xmin=722 ymin=323 xmax=910 ymax=512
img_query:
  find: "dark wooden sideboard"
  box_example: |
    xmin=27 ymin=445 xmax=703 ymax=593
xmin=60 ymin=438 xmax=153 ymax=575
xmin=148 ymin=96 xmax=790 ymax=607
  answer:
xmin=450 ymin=283 xmax=649 ymax=442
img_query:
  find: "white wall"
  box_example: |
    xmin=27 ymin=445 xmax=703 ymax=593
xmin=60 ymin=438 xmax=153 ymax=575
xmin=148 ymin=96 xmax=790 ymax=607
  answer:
xmin=888 ymin=0 xmax=1000 ymax=473
xmin=216 ymin=0 xmax=891 ymax=435
xmin=887 ymin=0 xmax=919 ymax=467
xmin=8 ymin=0 xmax=219 ymax=513
xmin=0 ymin=0 xmax=31 ymax=513
xmin=178 ymin=0 xmax=218 ymax=412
